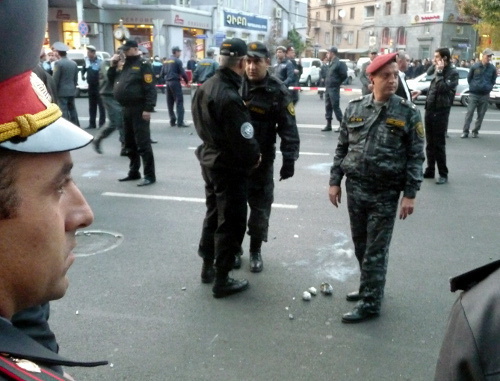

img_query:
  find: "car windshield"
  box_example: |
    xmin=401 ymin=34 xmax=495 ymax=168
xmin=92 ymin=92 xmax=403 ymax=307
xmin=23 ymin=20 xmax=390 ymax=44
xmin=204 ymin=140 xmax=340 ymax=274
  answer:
xmin=302 ymin=62 xmax=311 ymax=68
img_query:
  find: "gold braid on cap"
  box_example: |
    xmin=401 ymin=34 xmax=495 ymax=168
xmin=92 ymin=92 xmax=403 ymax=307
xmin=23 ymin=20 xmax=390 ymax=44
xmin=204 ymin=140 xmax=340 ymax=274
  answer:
xmin=0 ymin=103 xmax=62 ymax=143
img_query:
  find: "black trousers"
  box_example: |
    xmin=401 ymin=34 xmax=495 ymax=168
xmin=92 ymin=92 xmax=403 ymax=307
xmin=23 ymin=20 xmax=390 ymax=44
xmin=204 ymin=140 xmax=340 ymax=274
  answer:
xmin=122 ymin=104 xmax=155 ymax=180
xmin=247 ymin=162 xmax=274 ymax=242
xmin=324 ymin=86 xmax=343 ymax=123
xmin=166 ymin=80 xmax=185 ymax=125
xmin=425 ymin=108 xmax=450 ymax=177
xmin=88 ymin=86 xmax=106 ymax=128
xmin=198 ymin=166 xmax=248 ymax=274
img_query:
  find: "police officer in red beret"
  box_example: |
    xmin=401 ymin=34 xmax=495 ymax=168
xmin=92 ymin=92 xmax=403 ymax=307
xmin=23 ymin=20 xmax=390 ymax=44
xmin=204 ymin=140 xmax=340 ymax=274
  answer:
xmin=328 ymin=53 xmax=424 ymax=323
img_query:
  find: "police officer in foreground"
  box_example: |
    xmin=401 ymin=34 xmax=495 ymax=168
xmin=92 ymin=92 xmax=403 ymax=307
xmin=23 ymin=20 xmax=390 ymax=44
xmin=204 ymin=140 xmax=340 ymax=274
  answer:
xmin=193 ymin=49 xmax=219 ymax=84
xmin=239 ymin=41 xmax=300 ymax=273
xmin=192 ymin=38 xmax=261 ymax=298
xmin=110 ymin=39 xmax=157 ymax=186
xmin=161 ymin=46 xmax=190 ymax=127
xmin=329 ymin=53 xmax=424 ymax=323
xmin=0 ymin=0 xmax=107 ymax=377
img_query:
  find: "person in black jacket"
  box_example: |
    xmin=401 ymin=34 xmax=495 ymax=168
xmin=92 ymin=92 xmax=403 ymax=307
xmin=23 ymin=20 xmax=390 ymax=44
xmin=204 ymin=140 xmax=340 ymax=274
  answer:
xmin=192 ymin=38 xmax=261 ymax=298
xmin=110 ymin=39 xmax=157 ymax=187
xmin=239 ymin=41 xmax=300 ymax=273
xmin=321 ymin=46 xmax=347 ymax=132
xmin=422 ymin=48 xmax=458 ymax=185
xmin=82 ymin=45 xmax=106 ymax=129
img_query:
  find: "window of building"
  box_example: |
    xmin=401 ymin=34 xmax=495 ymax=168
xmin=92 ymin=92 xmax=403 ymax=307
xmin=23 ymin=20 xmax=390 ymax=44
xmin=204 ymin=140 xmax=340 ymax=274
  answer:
xmin=348 ymin=31 xmax=354 ymax=44
xmin=420 ymin=46 xmax=430 ymax=59
xmin=424 ymin=25 xmax=430 ymax=34
xmin=365 ymin=5 xmax=375 ymax=18
xmin=456 ymin=25 xmax=464 ymax=35
xmin=316 ymin=11 xmax=320 ymax=20
xmin=62 ymin=22 xmax=81 ymax=49
xmin=325 ymin=31 xmax=331 ymax=45
xmin=326 ymin=10 xmax=331 ymax=21
xmin=385 ymin=2 xmax=391 ymax=15
xmin=396 ymin=27 xmax=406 ymax=45
xmin=400 ymin=0 xmax=407 ymax=14
xmin=425 ymin=0 xmax=433 ymax=12
xmin=258 ymin=34 xmax=265 ymax=41
xmin=241 ymin=32 xmax=250 ymax=42
xmin=226 ymin=31 xmax=235 ymax=38
xmin=350 ymin=7 xmax=355 ymax=19
xmin=335 ymin=32 xmax=342 ymax=45
xmin=382 ymin=27 xmax=391 ymax=45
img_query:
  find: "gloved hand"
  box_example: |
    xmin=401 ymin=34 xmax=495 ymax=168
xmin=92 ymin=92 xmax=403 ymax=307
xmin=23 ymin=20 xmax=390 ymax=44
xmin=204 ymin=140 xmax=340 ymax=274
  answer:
xmin=279 ymin=160 xmax=295 ymax=181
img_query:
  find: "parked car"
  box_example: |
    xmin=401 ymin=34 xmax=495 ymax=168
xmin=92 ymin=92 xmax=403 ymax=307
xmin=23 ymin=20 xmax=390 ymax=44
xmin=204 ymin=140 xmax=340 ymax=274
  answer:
xmin=489 ymin=77 xmax=500 ymax=109
xmin=344 ymin=67 xmax=355 ymax=85
xmin=340 ymin=59 xmax=357 ymax=75
xmin=67 ymin=49 xmax=111 ymax=97
xmin=298 ymin=58 xmax=322 ymax=86
xmin=406 ymin=67 xmax=470 ymax=106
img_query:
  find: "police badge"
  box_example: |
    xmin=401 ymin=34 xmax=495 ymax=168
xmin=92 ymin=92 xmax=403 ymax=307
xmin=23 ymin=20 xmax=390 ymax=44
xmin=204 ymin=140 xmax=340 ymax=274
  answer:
xmin=240 ymin=122 xmax=254 ymax=139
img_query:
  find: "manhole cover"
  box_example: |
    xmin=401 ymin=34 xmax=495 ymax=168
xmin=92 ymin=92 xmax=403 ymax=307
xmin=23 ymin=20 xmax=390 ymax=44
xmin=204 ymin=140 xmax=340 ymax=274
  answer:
xmin=74 ymin=230 xmax=124 ymax=257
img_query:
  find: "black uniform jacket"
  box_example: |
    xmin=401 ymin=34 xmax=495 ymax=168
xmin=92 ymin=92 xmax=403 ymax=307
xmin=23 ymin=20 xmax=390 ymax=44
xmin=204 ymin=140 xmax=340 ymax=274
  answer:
xmin=192 ymin=67 xmax=260 ymax=172
xmin=0 ymin=319 xmax=107 ymax=380
xmin=424 ymin=64 xmax=459 ymax=110
xmin=241 ymin=73 xmax=300 ymax=165
xmin=110 ymin=55 xmax=157 ymax=112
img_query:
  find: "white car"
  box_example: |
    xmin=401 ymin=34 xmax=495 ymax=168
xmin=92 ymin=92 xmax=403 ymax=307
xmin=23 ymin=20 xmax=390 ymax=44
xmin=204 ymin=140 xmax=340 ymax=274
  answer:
xmin=406 ymin=67 xmax=470 ymax=106
xmin=67 ymin=49 xmax=111 ymax=97
xmin=489 ymin=77 xmax=500 ymax=109
xmin=299 ymin=58 xmax=322 ymax=86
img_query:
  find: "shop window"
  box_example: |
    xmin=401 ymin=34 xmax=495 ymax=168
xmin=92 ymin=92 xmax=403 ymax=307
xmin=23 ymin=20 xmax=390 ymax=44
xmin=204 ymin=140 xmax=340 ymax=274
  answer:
xmin=396 ymin=27 xmax=406 ymax=45
xmin=62 ymin=22 xmax=81 ymax=49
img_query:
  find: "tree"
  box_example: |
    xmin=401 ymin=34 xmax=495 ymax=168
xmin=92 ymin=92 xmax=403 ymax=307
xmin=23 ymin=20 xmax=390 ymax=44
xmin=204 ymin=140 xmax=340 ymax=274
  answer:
xmin=287 ymin=29 xmax=306 ymax=56
xmin=456 ymin=0 xmax=500 ymax=26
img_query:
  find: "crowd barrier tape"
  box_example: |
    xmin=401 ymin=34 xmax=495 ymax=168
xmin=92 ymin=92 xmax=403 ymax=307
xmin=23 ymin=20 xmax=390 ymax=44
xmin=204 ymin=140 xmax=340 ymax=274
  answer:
xmin=156 ymin=83 xmax=362 ymax=94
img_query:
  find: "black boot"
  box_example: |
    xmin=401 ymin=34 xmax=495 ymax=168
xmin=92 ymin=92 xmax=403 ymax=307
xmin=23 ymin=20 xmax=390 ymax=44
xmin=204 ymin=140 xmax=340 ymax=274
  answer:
xmin=249 ymin=251 xmax=263 ymax=273
xmin=233 ymin=247 xmax=243 ymax=269
xmin=321 ymin=120 xmax=332 ymax=131
xmin=212 ymin=271 xmax=249 ymax=298
xmin=200 ymin=259 xmax=215 ymax=284
xmin=93 ymin=137 xmax=103 ymax=154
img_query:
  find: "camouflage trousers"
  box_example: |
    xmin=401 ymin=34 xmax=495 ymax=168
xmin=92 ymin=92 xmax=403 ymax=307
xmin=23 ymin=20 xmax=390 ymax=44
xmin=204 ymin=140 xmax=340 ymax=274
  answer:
xmin=247 ymin=162 xmax=274 ymax=243
xmin=345 ymin=178 xmax=400 ymax=313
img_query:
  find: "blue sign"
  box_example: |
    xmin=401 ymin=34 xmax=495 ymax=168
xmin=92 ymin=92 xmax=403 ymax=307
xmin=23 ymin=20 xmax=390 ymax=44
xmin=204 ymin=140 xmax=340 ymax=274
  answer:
xmin=223 ymin=11 xmax=268 ymax=31
xmin=196 ymin=34 xmax=208 ymax=39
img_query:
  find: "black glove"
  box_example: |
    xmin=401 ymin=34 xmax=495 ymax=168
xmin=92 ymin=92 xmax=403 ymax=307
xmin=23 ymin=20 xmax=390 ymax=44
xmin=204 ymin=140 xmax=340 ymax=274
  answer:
xmin=279 ymin=160 xmax=295 ymax=181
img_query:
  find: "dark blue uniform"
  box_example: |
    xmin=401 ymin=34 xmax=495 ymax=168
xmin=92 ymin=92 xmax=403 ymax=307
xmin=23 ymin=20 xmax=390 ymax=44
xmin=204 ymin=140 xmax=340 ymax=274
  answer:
xmin=161 ymin=55 xmax=189 ymax=126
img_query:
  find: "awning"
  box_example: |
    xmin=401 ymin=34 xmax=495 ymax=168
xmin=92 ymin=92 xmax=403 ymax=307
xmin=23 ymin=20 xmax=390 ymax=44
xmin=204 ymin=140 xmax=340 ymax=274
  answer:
xmin=344 ymin=48 xmax=369 ymax=54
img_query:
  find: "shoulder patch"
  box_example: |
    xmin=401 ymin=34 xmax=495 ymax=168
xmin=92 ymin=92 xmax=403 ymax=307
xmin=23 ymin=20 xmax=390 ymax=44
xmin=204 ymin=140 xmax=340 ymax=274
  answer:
xmin=144 ymin=74 xmax=153 ymax=83
xmin=241 ymin=122 xmax=254 ymax=139
xmin=350 ymin=96 xmax=364 ymax=103
xmin=286 ymin=102 xmax=295 ymax=116
xmin=415 ymin=121 xmax=425 ymax=138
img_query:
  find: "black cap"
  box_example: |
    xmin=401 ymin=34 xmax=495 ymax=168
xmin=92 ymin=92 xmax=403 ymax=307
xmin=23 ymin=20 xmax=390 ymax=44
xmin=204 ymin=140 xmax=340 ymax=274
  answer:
xmin=329 ymin=46 xmax=338 ymax=54
xmin=247 ymin=41 xmax=269 ymax=58
xmin=121 ymin=39 xmax=138 ymax=51
xmin=172 ymin=46 xmax=181 ymax=53
xmin=220 ymin=38 xmax=247 ymax=57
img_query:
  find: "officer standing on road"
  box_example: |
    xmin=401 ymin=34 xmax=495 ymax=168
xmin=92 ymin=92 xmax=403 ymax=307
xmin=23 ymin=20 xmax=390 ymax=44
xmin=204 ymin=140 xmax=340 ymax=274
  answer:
xmin=161 ymin=46 xmax=190 ymax=127
xmin=239 ymin=41 xmax=300 ymax=273
xmin=285 ymin=46 xmax=301 ymax=105
xmin=359 ymin=49 xmax=377 ymax=95
xmin=193 ymin=49 xmax=219 ymax=84
xmin=192 ymin=38 xmax=261 ymax=298
xmin=422 ymin=48 xmax=459 ymax=185
xmin=274 ymin=46 xmax=295 ymax=90
xmin=461 ymin=48 xmax=497 ymax=138
xmin=110 ymin=39 xmax=157 ymax=187
xmin=52 ymin=41 xmax=80 ymax=126
xmin=82 ymin=45 xmax=106 ymax=129
xmin=329 ymin=53 xmax=424 ymax=323
xmin=321 ymin=46 xmax=347 ymax=132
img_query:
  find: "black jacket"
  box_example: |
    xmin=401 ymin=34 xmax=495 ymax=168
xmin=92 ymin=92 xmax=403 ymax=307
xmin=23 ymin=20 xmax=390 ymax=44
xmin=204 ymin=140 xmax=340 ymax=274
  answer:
xmin=110 ymin=55 xmax=157 ymax=111
xmin=192 ymin=67 xmax=260 ymax=171
xmin=325 ymin=57 xmax=347 ymax=88
xmin=424 ymin=64 xmax=459 ymax=110
xmin=241 ymin=73 xmax=300 ymax=165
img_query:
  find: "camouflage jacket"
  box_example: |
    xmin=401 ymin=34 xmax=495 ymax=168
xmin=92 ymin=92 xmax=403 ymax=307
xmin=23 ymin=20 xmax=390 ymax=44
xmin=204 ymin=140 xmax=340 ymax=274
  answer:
xmin=329 ymin=94 xmax=424 ymax=198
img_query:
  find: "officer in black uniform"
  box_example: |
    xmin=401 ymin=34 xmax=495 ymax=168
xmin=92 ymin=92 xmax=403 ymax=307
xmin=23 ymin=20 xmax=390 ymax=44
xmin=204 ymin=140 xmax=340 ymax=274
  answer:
xmin=192 ymin=38 xmax=261 ymax=298
xmin=240 ymin=41 xmax=300 ymax=273
xmin=0 ymin=1 xmax=107 ymax=377
xmin=161 ymin=46 xmax=190 ymax=127
xmin=110 ymin=39 xmax=157 ymax=187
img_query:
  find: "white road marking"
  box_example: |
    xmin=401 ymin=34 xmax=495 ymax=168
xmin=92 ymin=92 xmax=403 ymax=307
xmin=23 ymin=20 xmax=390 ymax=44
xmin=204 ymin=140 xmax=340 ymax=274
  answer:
xmin=102 ymin=192 xmax=298 ymax=209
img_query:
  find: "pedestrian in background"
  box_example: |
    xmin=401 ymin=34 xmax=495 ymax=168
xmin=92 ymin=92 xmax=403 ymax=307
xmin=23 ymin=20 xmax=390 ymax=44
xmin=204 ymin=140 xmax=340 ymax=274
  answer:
xmin=52 ymin=41 xmax=80 ymax=126
xmin=110 ymin=39 xmax=157 ymax=187
xmin=240 ymin=41 xmax=300 ymax=272
xmin=328 ymin=53 xmax=424 ymax=323
xmin=422 ymin=48 xmax=458 ymax=185
xmin=321 ymin=46 xmax=347 ymax=132
xmin=152 ymin=55 xmax=165 ymax=94
xmin=285 ymin=46 xmax=301 ymax=105
xmin=461 ymin=48 xmax=497 ymax=138
xmin=193 ymin=49 xmax=219 ymax=84
xmin=93 ymin=55 xmax=126 ymax=155
xmin=82 ymin=45 xmax=106 ymax=129
xmin=161 ymin=46 xmax=190 ymax=127
xmin=360 ymin=49 xmax=377 ymax=95
xmin=274 ymin=46 xmax=295 ymax=93
xmin=192 ymin=38 xmax=261 ymax=298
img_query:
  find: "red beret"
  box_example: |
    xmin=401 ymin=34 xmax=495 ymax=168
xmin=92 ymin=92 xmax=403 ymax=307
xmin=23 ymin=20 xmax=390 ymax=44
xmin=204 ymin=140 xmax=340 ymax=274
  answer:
xmin=366 ymin=52 xmax=398 ymax=75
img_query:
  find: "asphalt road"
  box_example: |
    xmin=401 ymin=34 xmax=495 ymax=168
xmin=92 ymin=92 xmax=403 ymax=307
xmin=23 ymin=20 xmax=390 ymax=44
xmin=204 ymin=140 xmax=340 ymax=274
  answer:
xmin=49 ymin=79 xmax=500 ymax=380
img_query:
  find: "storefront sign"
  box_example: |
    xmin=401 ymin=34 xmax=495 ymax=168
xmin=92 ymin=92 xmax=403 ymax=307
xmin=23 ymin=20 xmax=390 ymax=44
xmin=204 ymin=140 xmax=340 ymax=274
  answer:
xmin=412 ymin=13 xmax=444 ymax=24
xmin=223 ymin=11 xmax=267 ymax=31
